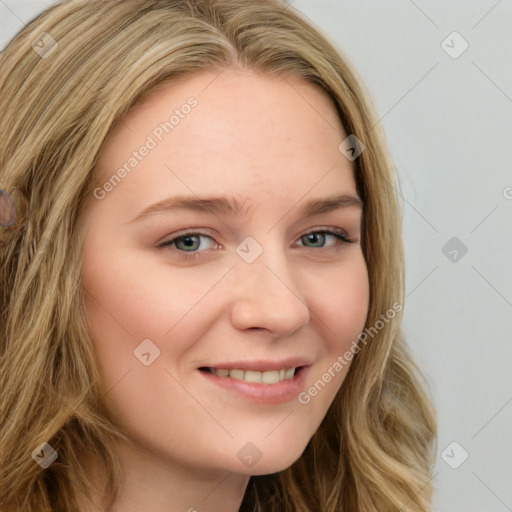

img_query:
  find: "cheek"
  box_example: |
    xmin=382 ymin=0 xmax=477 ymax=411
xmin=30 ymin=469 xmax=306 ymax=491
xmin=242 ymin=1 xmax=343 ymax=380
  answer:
xmin=80 ymin=245 xmax=161 ymax=389
xmin=80 ymin=246 xmax=222 ymax=386
xmin=316 ymin=256 xmax=370 ymax=348
xmin=300 ymin=256 xmax=369 ymax=408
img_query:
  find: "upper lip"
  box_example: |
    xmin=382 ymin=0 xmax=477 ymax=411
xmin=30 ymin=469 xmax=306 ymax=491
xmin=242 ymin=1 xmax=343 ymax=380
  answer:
xmin=200 ymin=358 xmax=312 ymax=372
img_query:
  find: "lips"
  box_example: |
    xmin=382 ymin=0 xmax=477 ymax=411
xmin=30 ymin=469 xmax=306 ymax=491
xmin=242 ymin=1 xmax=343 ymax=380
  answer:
xmin=198 ymin=362 xmax=310 ymax=405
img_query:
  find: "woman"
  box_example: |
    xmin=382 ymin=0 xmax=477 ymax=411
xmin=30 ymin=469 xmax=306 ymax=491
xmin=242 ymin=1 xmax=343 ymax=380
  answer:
xmin=0 ymin=1 xmax=437 ymax=511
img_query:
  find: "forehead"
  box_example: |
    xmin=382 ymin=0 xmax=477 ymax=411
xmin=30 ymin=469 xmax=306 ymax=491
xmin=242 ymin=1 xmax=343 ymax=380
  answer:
xmin=91 ymin=68 xmax=356 ymax=212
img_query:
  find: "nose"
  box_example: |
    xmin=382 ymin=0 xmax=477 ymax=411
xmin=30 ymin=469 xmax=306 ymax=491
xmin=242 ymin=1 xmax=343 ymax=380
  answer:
xmin=229 ymin=244 xmax=311 ymax=336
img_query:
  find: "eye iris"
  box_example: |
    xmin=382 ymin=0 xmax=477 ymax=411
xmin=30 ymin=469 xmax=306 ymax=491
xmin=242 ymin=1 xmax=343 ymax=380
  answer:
xmin=304 ymin=233 xmax=325 ymax=247
xmin=176 ymin=235 xmax=200 ymax=251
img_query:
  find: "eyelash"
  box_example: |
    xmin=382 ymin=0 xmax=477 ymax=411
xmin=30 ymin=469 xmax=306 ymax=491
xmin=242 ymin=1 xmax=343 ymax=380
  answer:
xmin=157 ymin=227 xmax=354 ymax=261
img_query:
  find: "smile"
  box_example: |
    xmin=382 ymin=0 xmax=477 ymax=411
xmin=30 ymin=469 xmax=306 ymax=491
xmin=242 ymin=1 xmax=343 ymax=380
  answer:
xmin=200 ymin=367 xmax=298 ymax=384
xmin=198 ymin=365 xmax=308 ymax=404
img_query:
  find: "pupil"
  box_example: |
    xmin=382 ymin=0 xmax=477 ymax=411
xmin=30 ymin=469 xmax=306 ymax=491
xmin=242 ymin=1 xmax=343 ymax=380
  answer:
xmin=307 ymin=233 xmax=324 ymax=247
xmin=180 ymin=236 xmax=198 ymax=250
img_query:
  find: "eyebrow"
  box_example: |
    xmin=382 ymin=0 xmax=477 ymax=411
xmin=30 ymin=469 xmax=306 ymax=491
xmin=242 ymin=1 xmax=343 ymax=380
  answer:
xmin=128 ymin=193 xmax=363 ymax=224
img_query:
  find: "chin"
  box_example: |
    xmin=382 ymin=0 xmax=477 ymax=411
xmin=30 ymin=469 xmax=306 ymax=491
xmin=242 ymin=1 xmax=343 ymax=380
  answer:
xmin=232 ymin=436 xmax=310 ymax=476
xmin=246 ymin=451 xmax=305 ymax=476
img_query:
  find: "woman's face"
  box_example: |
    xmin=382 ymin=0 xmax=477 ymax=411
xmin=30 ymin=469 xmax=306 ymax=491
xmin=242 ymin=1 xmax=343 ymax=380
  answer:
xmin=78 ymin=68 xmax=369 ymax=476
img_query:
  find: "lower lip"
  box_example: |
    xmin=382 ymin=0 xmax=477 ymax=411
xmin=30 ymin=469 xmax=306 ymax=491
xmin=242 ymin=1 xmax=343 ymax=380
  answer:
xmin=199 ymin=367 xmax=309 ymax=405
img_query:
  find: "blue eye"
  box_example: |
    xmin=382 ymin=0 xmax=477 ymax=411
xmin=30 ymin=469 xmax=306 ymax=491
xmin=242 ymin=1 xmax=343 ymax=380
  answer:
xmin=158 ymin=232 xmax=216 ymax=260
xmin=157 ymin=227 xmax=353 ymax=261
xmin=299 ymin=228 xmax=352 ymax=248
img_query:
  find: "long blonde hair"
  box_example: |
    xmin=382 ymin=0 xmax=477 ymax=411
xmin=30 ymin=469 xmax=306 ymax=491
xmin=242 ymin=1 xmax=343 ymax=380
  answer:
xmin=0 ymin=1 xmax=437 ymax=510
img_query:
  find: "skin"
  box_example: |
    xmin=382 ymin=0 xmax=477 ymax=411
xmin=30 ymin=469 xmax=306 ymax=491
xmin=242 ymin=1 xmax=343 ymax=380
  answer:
xmin=76 ymin=68 xmax=369 ymax=512
xmin=0 ymin=190 xmax=16 ymax=227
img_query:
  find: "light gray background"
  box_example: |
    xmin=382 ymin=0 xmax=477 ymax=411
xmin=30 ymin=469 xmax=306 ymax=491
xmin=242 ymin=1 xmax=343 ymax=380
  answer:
xmin=1 ymin=1 xmax=511 ymax=510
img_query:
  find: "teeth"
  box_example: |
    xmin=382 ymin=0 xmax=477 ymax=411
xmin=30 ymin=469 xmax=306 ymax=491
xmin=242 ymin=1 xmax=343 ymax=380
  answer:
xmin=244 ymin=370 xmax=262 ymax=383
xmin=212 ymin=367 xmax=297 ymax=384
xmin=229 ymin=369 xmax=244 ymax=380
xmin=262 ymin=370 xmax=279 ymax=384
xmin=284 ymin=367 xmax=295 ymax=379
